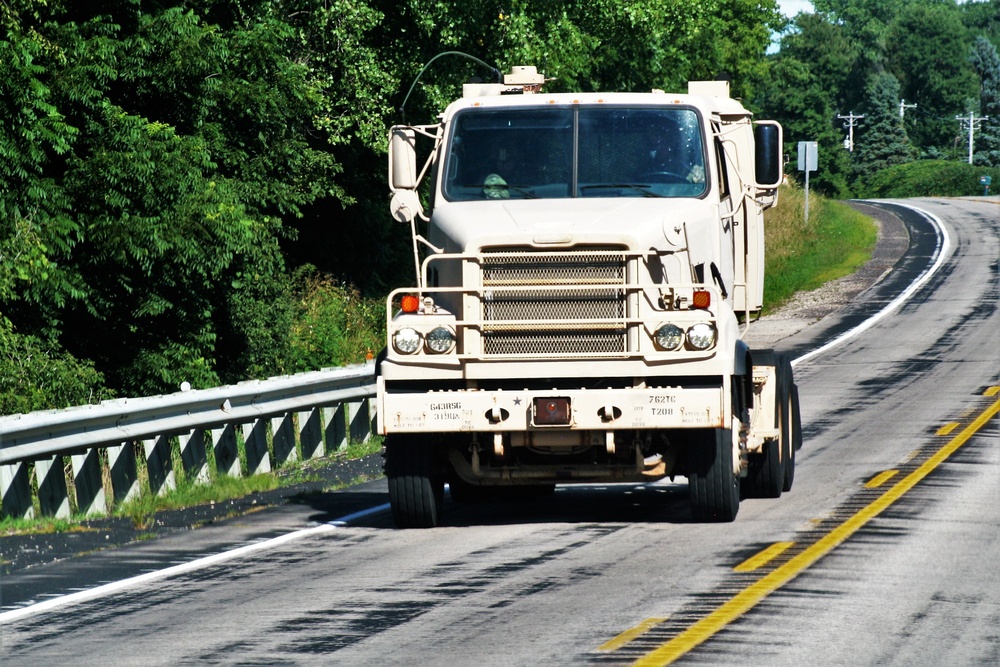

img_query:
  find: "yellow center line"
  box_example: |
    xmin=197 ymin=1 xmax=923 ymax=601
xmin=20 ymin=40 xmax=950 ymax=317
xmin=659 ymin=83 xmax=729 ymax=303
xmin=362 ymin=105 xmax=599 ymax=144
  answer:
xmin=985 ymin=386 xmax=999 ymax=397
xmin=628 ymin=396 xmax=1000 ymax=667
xmin=598 ymin=617 xmax=668 ymax=652
xmin=864 ymin=470 xmax=899 ymax=488
xmin=733 ymin=541 xmax=793 ymax=573
xmin=936 ymin=422 xmax=959 ymax=436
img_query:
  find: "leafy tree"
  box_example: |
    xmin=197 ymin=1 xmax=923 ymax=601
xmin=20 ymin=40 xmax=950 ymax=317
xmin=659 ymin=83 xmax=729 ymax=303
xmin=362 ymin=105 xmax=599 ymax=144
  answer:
xmin=886 ymin=2 xmax=979 ymax=151
xmin=811 ymin=0 xmax=906 ymax=65
xmin=759 ymin=13 xmax=858 ymax=196
xmin=970 ymin=36 xmax=1000 ymax=166
xmin=853 ymin=72 xmax=915 ymax=192
xmin=961 ymin=0 xmax=1000 ymax=51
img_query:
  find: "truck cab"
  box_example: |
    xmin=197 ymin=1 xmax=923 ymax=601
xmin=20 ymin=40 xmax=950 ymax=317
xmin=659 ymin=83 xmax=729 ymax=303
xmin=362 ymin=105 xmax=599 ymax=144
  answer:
xmin=379 ymin=66 xmax=796 ymax=528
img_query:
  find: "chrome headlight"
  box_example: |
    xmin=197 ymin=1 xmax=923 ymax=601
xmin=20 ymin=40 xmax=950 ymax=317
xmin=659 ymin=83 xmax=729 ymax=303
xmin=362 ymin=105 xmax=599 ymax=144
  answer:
xmin=425 ymin=326 xmax=456 ymax=354
xmin=686 ymin=323 xmax=716 ymax=350
xmin=393 ymin=327 xmax=422 ymax=354
xmin=654 ymin=324 xmax=684 ymax=351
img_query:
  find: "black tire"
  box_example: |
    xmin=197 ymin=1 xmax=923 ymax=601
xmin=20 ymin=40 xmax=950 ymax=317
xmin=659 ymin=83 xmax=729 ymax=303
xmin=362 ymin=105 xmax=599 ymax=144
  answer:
xmin=688 ymin=428 xmax=740 ymax=522
xmin=385 ymin=436 xmax=443 ymax=528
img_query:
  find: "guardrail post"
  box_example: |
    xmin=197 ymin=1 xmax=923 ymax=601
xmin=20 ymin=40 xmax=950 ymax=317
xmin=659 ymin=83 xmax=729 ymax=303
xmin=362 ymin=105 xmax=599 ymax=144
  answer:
xmin=108 ymin=442 xmax=140 ymax=504
xmin=349 ymin=399 xmax=372 ymax=444
xmin=324 ymin=405 xmax=346 ymax=452
xmin=242 ymin=419 xmax=271 ymax=476
xmin=143 ymin=435 xmax=176 ymax=496
xmin=299 ymin=408 xmax=323 ymax=460
xmin=271 ymin=413 xmax=297 ymax=467
xmin=179 ymin=429 xmax=210 ymax=485
xmin=71 ymin=449 xmax=107 ymax=516
xmin=35 ymin=455 xmax=71 ymax=518
xmin=1 ymin=462 xmax=34 ymax=519
xmin=213 ymin=425 xmax=240 ymax=477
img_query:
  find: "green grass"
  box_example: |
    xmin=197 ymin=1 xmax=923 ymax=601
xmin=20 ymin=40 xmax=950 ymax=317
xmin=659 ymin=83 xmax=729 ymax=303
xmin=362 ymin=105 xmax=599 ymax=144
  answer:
xmin=762 ymin=184 xmax=878 ymax=311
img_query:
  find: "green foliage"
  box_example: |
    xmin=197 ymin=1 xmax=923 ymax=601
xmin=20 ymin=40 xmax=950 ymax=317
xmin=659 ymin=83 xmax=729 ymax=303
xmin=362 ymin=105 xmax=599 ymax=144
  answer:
xmin=886 ymin=2 xmax=979 ymax=150
xmin=759 ymin=14 xmax=858 ymax=197
xmin=970 ymin=37 xmax=1000 ymax=167
xmin=287 ymin=268 xmax=386 ymax=371
xmin=0 ymin=321 xmax=111 ymax=414
xmin=764 ymin=0 xmax=995 ymax=197
xmin=863 ymin=160 xmax=1000 ymax=198
xmin=852 ymin=72 xmax=914 ymax=189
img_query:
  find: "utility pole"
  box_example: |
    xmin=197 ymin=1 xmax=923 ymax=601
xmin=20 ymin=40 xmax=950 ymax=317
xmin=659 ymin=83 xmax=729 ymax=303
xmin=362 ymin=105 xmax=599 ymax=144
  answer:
xmin=955 ymin=111 xmax=989 ymax=164
xmin=837 ymin=112 xmax=865 ymax=152
xmin=898 ymin=99 xmax=917 ymax=119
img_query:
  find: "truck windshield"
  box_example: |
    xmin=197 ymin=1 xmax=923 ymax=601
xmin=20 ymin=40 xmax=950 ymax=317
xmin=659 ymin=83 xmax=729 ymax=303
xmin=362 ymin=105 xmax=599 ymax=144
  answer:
xmin=443 ymin=106 xmax=707 ymax=201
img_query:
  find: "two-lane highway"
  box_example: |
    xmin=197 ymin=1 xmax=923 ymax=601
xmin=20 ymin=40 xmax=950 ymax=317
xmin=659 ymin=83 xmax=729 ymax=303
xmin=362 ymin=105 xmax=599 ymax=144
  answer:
xmin=1 ymin=197 xmax=997 ymax=666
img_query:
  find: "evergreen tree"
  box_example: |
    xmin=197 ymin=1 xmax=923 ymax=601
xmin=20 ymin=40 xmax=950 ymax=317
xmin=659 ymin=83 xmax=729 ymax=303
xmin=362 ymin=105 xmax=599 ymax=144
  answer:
xmin=970 ymin=36 xmax=1000 ymax=167
xmin=853 ymin=71 xmax=914 ymax=190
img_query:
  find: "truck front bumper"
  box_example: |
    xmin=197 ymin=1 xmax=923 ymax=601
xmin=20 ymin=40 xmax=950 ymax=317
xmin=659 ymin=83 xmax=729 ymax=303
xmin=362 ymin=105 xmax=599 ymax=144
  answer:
xmin=377 ymin=377 xmax=726 ymax=435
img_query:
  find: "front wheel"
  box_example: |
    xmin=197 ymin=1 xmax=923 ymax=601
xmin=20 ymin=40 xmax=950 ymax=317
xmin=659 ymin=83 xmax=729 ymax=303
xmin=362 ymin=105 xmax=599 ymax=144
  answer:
xmin=688 ymin=428 xmax=740 ymax=522
xmin=385 ymin=436 xmax=443 ymax=528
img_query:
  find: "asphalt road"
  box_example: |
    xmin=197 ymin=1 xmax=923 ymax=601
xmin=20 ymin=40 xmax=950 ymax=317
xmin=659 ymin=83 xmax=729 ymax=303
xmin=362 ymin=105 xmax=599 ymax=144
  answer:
xmin=1 ymin=197 xmax=997 ymax=666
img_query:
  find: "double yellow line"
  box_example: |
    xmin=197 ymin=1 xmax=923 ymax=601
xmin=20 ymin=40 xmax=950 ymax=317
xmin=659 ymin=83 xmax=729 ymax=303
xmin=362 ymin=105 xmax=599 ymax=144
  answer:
xmin=600 ymin=389 xmax=1000 ymax=666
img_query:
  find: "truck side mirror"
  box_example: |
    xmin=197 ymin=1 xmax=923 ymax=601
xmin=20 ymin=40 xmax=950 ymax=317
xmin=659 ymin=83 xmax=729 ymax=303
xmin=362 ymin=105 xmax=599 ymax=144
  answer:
xmin=390 ymin=127 xmax=418 ymax=191
xmin=754 ymin=122 xmax=783 ymax=188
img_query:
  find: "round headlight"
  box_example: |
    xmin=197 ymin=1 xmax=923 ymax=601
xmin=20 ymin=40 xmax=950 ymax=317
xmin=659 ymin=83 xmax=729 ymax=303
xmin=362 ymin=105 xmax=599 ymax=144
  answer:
xmin=654 ymin=324 xmax=684 ymax=351
xmin=425 ymin=326 xmax=456 ymax=354
xmin=686 ymin=323 xmax=716 ymax=350
xmin=393 ymin=327 xmax=421 ymax=354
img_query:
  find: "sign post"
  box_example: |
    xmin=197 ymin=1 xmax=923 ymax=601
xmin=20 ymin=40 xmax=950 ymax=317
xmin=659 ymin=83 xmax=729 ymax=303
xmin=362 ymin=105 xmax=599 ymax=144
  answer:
xmin=798 ymin=141 xmax=818 ymax=223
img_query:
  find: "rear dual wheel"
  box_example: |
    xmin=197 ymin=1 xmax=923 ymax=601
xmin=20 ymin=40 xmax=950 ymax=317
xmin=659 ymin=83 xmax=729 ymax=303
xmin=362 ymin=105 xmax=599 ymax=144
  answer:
xmin=745 ymin=351 xmax=796 ymax=498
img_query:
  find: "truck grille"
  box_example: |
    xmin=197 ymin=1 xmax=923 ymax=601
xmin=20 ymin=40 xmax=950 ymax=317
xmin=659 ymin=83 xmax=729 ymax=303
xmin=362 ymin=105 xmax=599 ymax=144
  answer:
xmin=480 ymin=249 xmax=629 ymax=356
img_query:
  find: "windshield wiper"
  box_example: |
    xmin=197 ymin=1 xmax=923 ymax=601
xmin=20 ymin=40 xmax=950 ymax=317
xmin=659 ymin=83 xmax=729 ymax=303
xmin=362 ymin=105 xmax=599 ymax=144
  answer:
xmin=579 ymin=183 xmax=661 ymax=197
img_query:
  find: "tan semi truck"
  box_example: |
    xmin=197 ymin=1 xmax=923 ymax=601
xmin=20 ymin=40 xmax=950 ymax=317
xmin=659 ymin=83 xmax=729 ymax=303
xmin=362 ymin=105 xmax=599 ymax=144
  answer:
xmin=378 ymin=65 xmax=800 ymax=528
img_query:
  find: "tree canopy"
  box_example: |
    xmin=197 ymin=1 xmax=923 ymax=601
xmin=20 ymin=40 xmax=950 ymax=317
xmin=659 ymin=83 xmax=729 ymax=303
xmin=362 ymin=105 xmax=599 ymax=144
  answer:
xmin=759 ymin=0 xmax=997 ymax=194
xmin=1 ymin=0 xmax=996 ymax=410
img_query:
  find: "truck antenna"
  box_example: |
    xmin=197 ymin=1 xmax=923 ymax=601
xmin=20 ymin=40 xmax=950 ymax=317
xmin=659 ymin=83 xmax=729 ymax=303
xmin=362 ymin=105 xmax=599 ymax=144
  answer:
xmin=398 ymin=51 xmax=501 ymax=123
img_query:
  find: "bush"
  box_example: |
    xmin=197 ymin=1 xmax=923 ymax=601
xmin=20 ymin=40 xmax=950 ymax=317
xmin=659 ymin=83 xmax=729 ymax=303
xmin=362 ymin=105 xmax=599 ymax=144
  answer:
xmin=287 ymin=268 xmax=386 ymax=371
xmin=0 ymin=323 xmax=112 ymax=414
xmin=863 ymin=160 xmax=1000 ymax=198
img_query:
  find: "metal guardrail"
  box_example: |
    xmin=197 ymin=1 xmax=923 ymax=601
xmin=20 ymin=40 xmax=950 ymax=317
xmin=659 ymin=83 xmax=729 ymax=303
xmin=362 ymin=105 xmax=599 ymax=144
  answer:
xmin=0 ymin=363 xmax=377 ymax=520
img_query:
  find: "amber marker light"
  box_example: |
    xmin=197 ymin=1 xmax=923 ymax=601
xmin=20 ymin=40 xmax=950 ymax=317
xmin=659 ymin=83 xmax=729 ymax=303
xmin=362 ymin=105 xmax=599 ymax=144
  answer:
xmin=692 ymin=290 xmax=711 ymax=309
xmin=400 ymin=294 xmax=420 ymax=313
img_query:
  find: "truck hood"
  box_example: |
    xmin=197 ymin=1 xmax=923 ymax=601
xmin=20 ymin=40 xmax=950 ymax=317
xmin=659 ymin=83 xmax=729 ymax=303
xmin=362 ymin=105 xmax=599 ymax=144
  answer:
xmin=431 ymin=198 xmax=714 ymax=253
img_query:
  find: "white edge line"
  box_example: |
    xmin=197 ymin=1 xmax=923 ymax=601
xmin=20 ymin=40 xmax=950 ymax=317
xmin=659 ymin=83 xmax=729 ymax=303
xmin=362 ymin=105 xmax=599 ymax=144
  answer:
xmin=791 ymin=202 xmax=951 ymax=367
xmin=0 ymin=502 xmax=390 ymax=624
